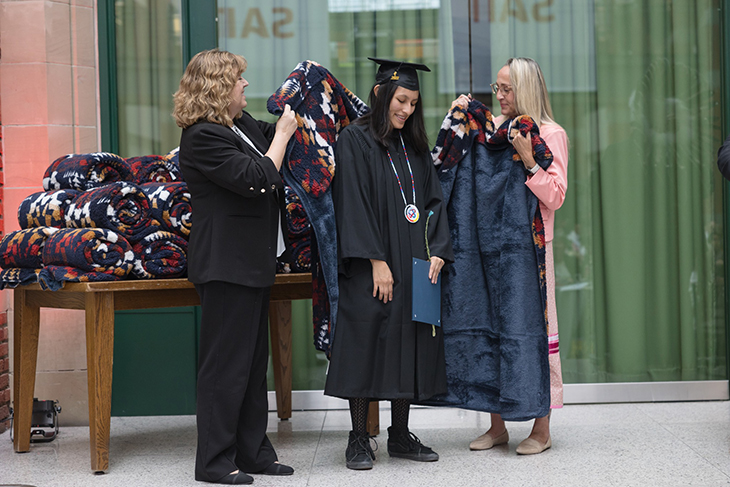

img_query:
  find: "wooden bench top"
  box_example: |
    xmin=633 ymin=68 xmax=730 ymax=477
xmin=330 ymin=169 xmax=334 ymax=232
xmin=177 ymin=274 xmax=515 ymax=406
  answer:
xmin=18 ymin=273 xmax=313 ymax=293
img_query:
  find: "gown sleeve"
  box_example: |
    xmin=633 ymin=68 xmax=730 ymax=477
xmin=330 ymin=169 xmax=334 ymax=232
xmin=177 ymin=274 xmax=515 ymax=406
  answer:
xmin=422 ymin=154 xmax=455 ymax=264
xmin=332 ymin=127 xmax=387 ymax=262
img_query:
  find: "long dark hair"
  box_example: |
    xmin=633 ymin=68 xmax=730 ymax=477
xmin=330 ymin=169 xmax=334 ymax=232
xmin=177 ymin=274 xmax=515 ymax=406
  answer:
xmin=356 ymin=81 xmax=430 ymax=154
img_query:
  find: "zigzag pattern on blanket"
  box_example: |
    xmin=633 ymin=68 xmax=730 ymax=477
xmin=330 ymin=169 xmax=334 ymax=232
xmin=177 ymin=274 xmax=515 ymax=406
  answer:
xmin=488 ymin=114 xmax=554 ymax=169
xmin=65 ymin=181 xmax=160 ymax=243
xmin=42 ymin=228 xmax=134 ymax=278
xmin=278 ymin=186 xmax=311 ymax=273
xmin=18 ymin=189 xmax=81 ymax=229
xmin=131 ymin=230 xmax=188 ymax=279
xmin=139 ymin=182 xmax=192 ymax=238
xmin=267 ymin=60 xmax=369 ymax=197
xmin=0 ymin=268 xmax=49 ymax=289
xmin=431 ymin=103 xmax=493 ymax=170
xmin=0 ymin=227 xmax=60 ymax=269
xmin=43 ymin=152 xmax=133 ymax=191
xmin=127 ymin=155 xmax=183 ymax=184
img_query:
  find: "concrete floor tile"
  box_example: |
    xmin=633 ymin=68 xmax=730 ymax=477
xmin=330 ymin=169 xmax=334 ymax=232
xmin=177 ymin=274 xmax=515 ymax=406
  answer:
xmin=1 ymin=403 xmax=729 ymax=486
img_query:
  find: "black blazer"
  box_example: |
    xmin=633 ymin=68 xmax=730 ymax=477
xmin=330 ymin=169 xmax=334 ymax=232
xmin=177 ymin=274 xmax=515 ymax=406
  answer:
xmin=179 ymin=111 xmax=284 ymax=288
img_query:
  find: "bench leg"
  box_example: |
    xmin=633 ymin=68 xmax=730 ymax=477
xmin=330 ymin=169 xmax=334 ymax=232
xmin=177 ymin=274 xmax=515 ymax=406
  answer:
xmin=269 ymin=301 xmax=292 ymax=420
xmin=367 ymin=401 xmax=380 ymax=436
xmin=12 ymin=288 xmax=41 ymax=453
xmin=85 ymin=292 xmax=115 ymax=473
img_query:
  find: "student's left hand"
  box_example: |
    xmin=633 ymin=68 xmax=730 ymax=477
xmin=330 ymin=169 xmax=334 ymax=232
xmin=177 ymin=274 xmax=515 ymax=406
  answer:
xmin=428 ymin=256 xmax=445 ymax=284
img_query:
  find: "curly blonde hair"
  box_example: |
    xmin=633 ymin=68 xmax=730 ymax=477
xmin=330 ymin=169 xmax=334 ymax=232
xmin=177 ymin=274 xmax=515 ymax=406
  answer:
xmin=172 ymin=49 xmax=248 ymax=129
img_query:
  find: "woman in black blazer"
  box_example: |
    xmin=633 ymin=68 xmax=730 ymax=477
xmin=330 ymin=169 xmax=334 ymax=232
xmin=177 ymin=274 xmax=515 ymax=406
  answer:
xmin=173 ymin=49 xmax=297 ymax=485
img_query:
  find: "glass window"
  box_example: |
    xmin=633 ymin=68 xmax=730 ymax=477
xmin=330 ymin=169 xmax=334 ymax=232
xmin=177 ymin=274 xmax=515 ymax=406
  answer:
xmin=218 ymin=0 xmax=727 ymax=389
xmin=464 ymin=0 xmax=725 ymax=383
xmin=217 ymin=0 xmax=726 ymax=390
xmin=115 ymin=0 xmax=184 ymax=157
xmin=218 ymin=0 xmax=460 ymax=390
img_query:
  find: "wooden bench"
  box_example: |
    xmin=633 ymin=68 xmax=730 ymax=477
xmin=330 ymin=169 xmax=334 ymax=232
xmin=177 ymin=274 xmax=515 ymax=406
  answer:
xmin=11 ymin=274 xmax=311 ymax=472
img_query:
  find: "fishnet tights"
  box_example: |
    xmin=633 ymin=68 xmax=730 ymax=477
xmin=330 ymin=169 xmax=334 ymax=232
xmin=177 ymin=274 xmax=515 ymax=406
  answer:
xmin=348 ymin=398 xmax=412 ymax=433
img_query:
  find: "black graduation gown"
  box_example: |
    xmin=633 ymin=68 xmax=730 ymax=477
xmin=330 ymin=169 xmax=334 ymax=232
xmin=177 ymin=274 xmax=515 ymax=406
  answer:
xmin=324 ymin=123 xmax=454 ymax=401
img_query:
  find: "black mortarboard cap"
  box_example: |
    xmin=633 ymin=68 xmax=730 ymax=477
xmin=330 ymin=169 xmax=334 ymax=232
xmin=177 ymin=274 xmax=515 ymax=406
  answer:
xmin=368 ymin=57 xmax=431 ymax=91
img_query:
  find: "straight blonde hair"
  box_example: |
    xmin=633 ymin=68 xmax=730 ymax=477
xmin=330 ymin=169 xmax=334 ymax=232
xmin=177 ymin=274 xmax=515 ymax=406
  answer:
xmin=172 ymin=49 xmax=248 ymax=129
xmin=507 ymin=57 xmax=555 ymax=127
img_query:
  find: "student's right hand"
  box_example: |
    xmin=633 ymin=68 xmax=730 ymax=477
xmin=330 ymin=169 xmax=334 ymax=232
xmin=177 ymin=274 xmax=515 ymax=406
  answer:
xmin=370 ymin=259 xmax=394 ymax=304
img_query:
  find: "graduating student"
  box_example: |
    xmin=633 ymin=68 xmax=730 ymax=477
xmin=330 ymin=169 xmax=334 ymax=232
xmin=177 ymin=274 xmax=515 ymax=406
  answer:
xmin=324 ymin=58 xmax=454 ymax=470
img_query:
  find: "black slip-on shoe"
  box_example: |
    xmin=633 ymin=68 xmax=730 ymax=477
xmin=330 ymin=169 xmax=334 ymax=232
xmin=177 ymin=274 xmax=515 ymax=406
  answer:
xmin=204 ymin=471 xmax=253 ymax=485
xmin=254 ymin=462 xmax=294 ymax=476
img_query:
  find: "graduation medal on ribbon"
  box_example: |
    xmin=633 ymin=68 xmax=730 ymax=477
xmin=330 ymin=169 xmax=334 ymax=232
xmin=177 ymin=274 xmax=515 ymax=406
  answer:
xmin=404 ymin=204 xmax=420 ymax=223
xmin=387 ymin=133 xmax=420 ymax=224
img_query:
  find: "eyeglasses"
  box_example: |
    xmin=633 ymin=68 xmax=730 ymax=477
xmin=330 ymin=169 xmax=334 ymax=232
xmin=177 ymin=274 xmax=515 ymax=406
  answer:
xmin=490 ymin=83 xmax=512 ymax=95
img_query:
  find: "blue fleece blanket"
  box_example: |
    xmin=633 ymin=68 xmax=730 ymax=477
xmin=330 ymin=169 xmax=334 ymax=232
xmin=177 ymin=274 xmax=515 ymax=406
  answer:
xmin=425 ymin=101 xmax=552 ymax=421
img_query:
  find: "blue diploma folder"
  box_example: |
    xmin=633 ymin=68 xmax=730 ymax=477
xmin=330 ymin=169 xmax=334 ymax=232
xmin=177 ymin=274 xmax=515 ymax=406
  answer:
xmin=412 ymin=257 xmax=441 ymax=327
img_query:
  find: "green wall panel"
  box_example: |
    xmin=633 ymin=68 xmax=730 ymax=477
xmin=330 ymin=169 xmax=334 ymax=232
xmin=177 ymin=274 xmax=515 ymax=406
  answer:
xmin=111 ymin=307 xmax=200 ymax=416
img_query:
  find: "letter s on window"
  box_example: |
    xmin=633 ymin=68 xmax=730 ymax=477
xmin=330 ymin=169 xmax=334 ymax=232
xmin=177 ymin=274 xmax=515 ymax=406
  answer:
xmin=273 ymin=8 xmax=294 ymax=39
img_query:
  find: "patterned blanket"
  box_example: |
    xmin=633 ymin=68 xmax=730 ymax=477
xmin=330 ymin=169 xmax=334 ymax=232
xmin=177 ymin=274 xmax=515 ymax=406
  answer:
xmin=0 ymin=227 xmax=60 ymax=269
xmin=424 ymin=100 xmax=553 ymax=420
xmin=65 ymin=181 xmax=158 ymax=243
xmin=18 ymin=189 xmax=81 ymax=229
xmin=127 ymin=155 xmax=183 ymax=184
xmin=41 ymin=228 xmax=134 ymax=280
xmin=43 ymin=153 xmax=133 ymax=191
xmin=0 ymin=268 xmax=49 ymax=290
xmin=131 ymin=230 xmax=187 ymax=279
xmin=283 ymin=186 xmax=311 ymax=272
xmin=268 ymin=60 xmax=369 ymax=354
xmin=139 ymin=182 xmax=192 ymax=238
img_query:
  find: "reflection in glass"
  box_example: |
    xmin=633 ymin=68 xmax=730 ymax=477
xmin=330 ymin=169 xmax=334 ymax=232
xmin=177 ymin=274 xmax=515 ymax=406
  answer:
xmin=218 ymin=0 xmax=727 ymax=390
xmin=115 ymin=0 xmax=184 ymax=157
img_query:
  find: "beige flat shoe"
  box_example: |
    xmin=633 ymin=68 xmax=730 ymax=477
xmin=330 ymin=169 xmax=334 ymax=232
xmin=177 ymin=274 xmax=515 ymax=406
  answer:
xmin=469 ymin=430 xmax=509 ymax=450
xmin=515 ymin=436 xmax=551 ymax=455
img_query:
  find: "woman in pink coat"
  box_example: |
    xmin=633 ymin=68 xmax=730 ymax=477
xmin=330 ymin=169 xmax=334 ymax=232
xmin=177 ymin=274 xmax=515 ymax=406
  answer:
xmin=454 ymin=57 xmax=568 ymax=455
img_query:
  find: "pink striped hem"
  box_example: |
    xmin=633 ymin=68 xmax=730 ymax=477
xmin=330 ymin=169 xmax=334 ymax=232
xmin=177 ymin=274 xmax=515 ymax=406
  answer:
xmin=548 ymin=333 xmax=559 ymax=354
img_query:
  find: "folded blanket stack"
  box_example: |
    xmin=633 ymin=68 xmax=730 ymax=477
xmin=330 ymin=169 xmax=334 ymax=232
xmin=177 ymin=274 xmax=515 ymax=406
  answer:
xmin=65 ymin=181 xmax=159 ymax=243
xmin=41 ymin=228 xmax=134 ymax=280
xmin=43 ymin=152 xmax=133 ymax=191
xmin=0 ymin=227 xmax=60 ymax=269
xmin=18 ymin=189 xmax=81 ymax=229
xmin=0 ymin=227 xmax=134 ymax=289
xmin=2 ymin=150 xmax=190 ymax=290
xmin=127 ymin=155 xmax=183 ymax=184
xmin=131 ymin=230 xmax=188 ymax=279
xmin=139 ymin=182 xmax=192 ymax=238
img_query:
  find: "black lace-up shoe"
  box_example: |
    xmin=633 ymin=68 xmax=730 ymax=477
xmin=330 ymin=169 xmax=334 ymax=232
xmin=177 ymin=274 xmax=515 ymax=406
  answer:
xmin=345 ymin=430 xmax=376 ymax=470
xmin=387 ymin=426 xmax=439 ymax=462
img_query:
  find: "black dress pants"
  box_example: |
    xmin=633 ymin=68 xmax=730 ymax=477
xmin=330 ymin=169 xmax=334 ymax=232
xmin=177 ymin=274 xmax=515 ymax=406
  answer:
xmin=194 ymin=281 xmax=277 ymax=482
